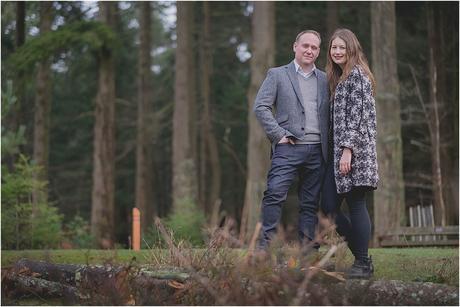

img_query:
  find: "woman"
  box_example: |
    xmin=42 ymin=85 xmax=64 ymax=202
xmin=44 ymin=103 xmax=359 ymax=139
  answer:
xmin=322 ymin=28 xmax=379 ymax=279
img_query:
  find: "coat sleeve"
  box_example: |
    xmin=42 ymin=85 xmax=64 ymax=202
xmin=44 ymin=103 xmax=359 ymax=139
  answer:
xmin=339 ymin=68 xmax=371 ymax=152
xmin=253 ymin=69 xmax=293 ymax=144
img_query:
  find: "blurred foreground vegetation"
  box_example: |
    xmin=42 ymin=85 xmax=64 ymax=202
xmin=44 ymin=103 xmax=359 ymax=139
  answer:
xmin=2 ymin=247 xmax=458 ymax=287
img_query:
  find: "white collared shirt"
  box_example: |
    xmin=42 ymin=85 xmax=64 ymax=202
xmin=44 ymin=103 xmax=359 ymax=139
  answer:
xmin=294 ymin=60 xmax=316 ymax=80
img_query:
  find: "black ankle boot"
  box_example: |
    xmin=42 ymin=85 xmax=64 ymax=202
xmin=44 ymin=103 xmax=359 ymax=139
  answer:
xmin=345 ymin=256 xmax=374 ymax=279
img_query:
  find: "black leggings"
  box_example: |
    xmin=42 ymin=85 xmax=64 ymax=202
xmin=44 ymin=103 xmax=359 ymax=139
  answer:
xmin=321 ymin=162 xmax=371 ymax=261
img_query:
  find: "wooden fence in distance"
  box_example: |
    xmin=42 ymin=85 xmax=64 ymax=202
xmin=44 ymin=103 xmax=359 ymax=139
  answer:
xmin=379 ymin=204 xmax=459 ymax=247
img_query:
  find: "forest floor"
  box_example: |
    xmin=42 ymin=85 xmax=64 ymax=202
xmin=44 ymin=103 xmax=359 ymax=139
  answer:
xmin=2 ymin=247 xmax=458 ymax=287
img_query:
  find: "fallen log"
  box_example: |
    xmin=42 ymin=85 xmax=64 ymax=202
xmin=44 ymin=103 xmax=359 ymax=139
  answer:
xmin=3 ymin=259 xmax=458 ymax=305
xmin=338 ymin=279 xmax=459 ymax=306
xmin=12 ymin=258 xmax=190 ymax=285
xmin=12 ymin=258 xmax=116 ymax=286
xmin=3 ymin=259 xmax=190 ymax=305
xmin=1 ymin=273 xmax=83 ymax=304
xmin=294 ymin=267 xmax=459 ymax=305
xmin=308 ymin=277 xmax=459 ymax=306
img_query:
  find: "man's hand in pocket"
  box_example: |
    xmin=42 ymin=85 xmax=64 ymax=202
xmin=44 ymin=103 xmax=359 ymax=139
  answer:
xmin=278 ymin=136 xmax=295 ymax=145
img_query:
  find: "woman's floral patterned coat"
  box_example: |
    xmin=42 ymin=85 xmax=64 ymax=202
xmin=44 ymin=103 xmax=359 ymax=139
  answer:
xmin=331 ymin=65 xmax=379 ymax=194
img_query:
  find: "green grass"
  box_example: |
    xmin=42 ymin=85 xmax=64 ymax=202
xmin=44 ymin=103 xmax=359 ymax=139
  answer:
xmin=1 ymin=249 xmax=154 ymax=267
xmin=369 ymin=247 xmax=459 ymax=286
xmin=2 ymin=247 xmax=458 ymax=286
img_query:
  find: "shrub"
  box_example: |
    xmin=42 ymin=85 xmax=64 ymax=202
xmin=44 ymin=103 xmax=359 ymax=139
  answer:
xmin=1 ymin=80 xmax=26 ymax=159
xmin=1 ymin=155 xmax=63 ymax=249
xmin=142 ymin=198 xmax=206 ymax=248
xmin=1 ymin=80 xmax=63 ymax=250
xmin=142 ymin=223 xmax=166 ymax=249
xmin=165 ymin=198 xmax=206 ymax=247
xmin=63 ymin=215 xmax=95 ymax=249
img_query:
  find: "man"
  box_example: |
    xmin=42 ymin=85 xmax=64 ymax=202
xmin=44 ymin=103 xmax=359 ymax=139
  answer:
xmin=253 ymin=30 xmax=329 ymax=251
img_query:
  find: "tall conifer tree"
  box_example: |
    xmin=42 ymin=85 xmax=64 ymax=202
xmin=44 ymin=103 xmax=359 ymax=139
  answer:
xmin=371 ymin=2 xmax=405 ymax=242
xmin=91 ymin=1 xmax=117 ymax=248
xmin=240 ymin=1 xmax=274 ymax=242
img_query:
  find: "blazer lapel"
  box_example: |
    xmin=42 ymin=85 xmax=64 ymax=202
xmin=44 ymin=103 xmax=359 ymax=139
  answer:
xmin=286 ymin=61 xmax=304 ymax=110
xmin=317 ymin=71 xmax=324 ymax=110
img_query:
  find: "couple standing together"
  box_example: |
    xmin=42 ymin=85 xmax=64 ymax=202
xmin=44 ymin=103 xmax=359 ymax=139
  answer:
xmin=254 ymin=28 xmax=379 ymax=280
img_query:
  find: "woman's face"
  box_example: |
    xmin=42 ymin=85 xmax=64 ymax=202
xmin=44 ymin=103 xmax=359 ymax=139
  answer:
xmin=330 ymin=37 xmax=347 ymax=67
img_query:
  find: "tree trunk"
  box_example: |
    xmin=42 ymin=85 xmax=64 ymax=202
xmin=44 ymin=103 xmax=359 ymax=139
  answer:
xmin=199 ymin=120 xmax=206 ymax=211
xmin=172 ymin=1 xmax=198 ymax=210
xmin=136 ymin=1 xmax=154 ymax=232
xmin=427 ymin=4 xmax=446 ymax=226
xmin=198 ymin=4 xmax=208 ymax=213
xmin=326 ymin=2 xmax=339 ymax=39
xmin=240 ymin=2 xmax=274 ymax=242
xmin=188 ymin=5 xmax=198 ymax=187
xmin=32 ymin=1 xmax=53 ymax=205
xmin=371 ymin=2 xmax=405 ymax=244
xmin=450 ymin=3 xmax=459 ymax=224
xmin=91 ymin=1 xmax=117 ymax=248
xmin=15 ymin=2 xmax=25 ymax=48
xmin=200 ymin=1 xmax=222 ymax=226
xmin=435 ymin=4 xmax=457 ymax=226
xmin=7 ymin=1 xmax=26 ymax=170
xmin=449 ymin=3 xmax=459 ymax=224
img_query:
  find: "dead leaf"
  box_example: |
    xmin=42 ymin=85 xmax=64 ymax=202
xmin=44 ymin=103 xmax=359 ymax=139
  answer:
xmin=287 ymin=256 xmax=298 ymax=269
xmin=18 ymin=268 xmax=29 ymax=275
xmin=124 ymin=294 xmax=136 ymax=305
xmin=168 ymin=280 xmax=185 ymax=289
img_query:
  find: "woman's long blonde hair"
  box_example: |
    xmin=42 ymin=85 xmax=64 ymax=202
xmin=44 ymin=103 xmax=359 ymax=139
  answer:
xmin=326 ymin=29 xmax=376 ymax=99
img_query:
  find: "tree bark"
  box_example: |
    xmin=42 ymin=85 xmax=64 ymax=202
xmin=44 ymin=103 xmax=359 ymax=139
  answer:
xmin=240 ymin=2 xmax=274 ymax=242
xmin=434 ymin=4 xmax=457 ymax=226
xmin=325 ymin=279 xmax=458 ymax=306
xmin=32 ymin=1 xmax=53 ymax=205
xmin=91 ymin=1 xmax=117 ymax=248
xmin=172 ymin=1 xmax=198 ymax=209
xmin=426 ymin=4 xmax=446 ymax=226
xmin=199 ymin=118 xmax=206 ymax=211
xmin=2 ymin=274 xmax=81 ymax=303
xmin=136 ymin=1 xmax=154 ymax=233
xmin=7 ymin=1 xmax=26 ymax=170
xmin=371 ymin=2 xmax=405 ymax=244
xmin=11 ymin=259 xmax=190 ymax=285
xmin=15 ymin=2 xmax=25 ymax=49
xmin=449 ymin=3 xmax=459 ymax=224
xmin=200 ymin=1 xmax=222 ymax=225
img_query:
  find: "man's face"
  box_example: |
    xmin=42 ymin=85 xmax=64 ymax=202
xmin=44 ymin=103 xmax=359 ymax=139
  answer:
xmin=293 ymin=33 xmax=320 ymax=67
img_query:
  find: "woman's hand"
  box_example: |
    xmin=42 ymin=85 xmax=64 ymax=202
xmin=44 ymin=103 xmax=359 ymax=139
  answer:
xmin=339 ymin=148 xmax=352 ymax=175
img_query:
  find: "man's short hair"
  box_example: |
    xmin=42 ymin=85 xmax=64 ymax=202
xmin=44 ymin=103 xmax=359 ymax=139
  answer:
xmin=295 ymin=30 xmax=321 ymax=45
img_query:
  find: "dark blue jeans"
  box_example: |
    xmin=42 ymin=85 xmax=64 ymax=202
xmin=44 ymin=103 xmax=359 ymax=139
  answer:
xmin=258 ymin=143 xmax=325 ymax=249
xmin=321 ymin=161 xmax=371 ymax=261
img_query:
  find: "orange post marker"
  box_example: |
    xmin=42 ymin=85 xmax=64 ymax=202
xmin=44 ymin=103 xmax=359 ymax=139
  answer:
xmin=132 ymin=207 xmax=141 ymax=251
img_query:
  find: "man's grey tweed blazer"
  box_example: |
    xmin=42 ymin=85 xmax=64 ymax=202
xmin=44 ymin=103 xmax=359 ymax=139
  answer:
xmin=253 ymin=61 xmax=330 ymax=162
